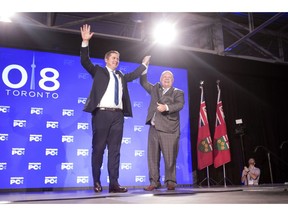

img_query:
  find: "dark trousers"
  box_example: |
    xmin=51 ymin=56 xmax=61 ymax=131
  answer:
xmin=91 ymin=109 xmax=124 ymax=186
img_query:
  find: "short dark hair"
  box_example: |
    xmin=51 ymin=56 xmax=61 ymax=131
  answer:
xmin=105 ymin=50 xmax=120 ymax=59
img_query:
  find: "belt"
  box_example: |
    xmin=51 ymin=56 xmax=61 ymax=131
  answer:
xmin=98 ymin=107 xmax=122 ymax=112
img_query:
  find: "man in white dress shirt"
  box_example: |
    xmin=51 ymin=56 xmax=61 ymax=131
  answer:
xmin=80 ymin=24 xmax=151 ymax=193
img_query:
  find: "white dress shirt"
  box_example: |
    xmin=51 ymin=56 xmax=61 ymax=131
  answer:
xmin=98 ymin=66 xmax=123 ymax=109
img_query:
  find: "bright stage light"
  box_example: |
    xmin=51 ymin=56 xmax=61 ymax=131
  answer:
xmin=0 ymin=12 xmax=15 ymax=22
xmin=153 ymin=22 xmax=177 ymax=46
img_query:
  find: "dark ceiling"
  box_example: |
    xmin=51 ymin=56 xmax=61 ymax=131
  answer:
xmin=3 ymin=12 xmax=288 ymax=64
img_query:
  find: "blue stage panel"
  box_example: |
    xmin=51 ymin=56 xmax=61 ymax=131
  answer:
xmin=0 ymin=47 xmax=193 ymax=189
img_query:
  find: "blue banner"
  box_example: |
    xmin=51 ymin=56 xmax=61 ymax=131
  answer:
xmin=0 ymin=47 xmax=193 ymax=189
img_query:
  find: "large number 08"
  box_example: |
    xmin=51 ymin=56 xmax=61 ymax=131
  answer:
xmin=2 ymin=64 xmax=60 ymax=91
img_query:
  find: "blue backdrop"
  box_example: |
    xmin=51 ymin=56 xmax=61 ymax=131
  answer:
xmin=0 ymin=47 xmax=193 ymax=189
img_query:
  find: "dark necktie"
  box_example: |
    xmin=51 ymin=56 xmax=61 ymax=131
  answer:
xmin=112 ymin=71 xmax=119 ymax=105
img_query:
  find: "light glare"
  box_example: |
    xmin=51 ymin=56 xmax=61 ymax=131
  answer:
xmin=0 ymin=12 xmax=15 ymax=22
xmin=153 ymin=22 xmax=177 ymax=45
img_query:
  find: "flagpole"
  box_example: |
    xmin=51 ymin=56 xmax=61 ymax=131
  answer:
xmin=198 ymin=80 xmax=216 ymax=187
xmin=199 ymin=166 xmax=217 ymax=187
xmin=206 ymin=166 xmax=210 ymax=187
xmin=218 ymin=79 xmax=227 ymax=187
xmin=214 ymin=80 xmax=233 ymax=187
xmin=223 ymin=164 xmax=227 ymax=187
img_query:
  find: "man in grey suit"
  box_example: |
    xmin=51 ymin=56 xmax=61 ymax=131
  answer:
xmin=140 ymin=70 xmax=184 ymax=191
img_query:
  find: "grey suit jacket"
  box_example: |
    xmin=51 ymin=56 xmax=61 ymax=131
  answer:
xmin=140 ymin=73 xmax=184 ymax=134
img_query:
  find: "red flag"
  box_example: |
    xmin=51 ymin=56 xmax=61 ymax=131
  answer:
xmin=213 ymin=82 xmax=231 ymax=168
xmin=197 ymin=84 xmax=213 ymax=170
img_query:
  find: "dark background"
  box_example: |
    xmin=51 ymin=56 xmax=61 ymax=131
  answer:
xmin=1 ymin=22 xmax=288 ymax=186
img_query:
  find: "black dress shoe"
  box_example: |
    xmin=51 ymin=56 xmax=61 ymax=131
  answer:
xmin=94 ymin=182 xmax=103 ymax=193
xmin=109 ymin=185 xmax=128 ymax=193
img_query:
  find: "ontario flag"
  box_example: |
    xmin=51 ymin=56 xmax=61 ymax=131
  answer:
xmin=197 ymin=83 xmax=213 ymax=170
xmin=213 ymin=81 xmax=231 ymax=168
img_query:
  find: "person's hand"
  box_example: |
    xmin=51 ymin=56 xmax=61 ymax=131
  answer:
xmin=157 ymin=102 xmax=167 ymax=112
xmin=80 ymin=24 xmax=94 ymax=43
xmin=243 ymin=166 xmax=250 ymax=175
xmin=142 ymin=55 xmax=151 ymax=66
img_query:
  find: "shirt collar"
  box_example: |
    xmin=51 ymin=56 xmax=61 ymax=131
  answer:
xmin=162 ymin=87 xmax=171 ymax=91
xmin=106 ymin=66 xmax=115 ymax=73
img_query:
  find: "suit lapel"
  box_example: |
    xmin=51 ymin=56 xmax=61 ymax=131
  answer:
xmin=161 ymin=87 xmax=174 ymax=98
xmin=158 ymin=85 xmax=174 ymax=104
xmin=104 ymin=67 xmax=110 ymax=78
xmin=156 ymin=83 xmax=162 ymax=101
xmin=104 ymin=68 xmax=123 ymax=84
xmin=164 ymin=87 xmax=174 ymax=96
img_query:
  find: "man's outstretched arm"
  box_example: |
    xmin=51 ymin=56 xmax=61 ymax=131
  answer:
xmin=123 ymin=55 xmax=151 ymax=82
xmin=140 ymin=70 xmax=153 ymax=94
xmin=80 ymin=24 xmax=95 ymax=76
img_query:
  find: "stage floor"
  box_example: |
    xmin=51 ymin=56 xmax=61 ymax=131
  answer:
xmin=1 ymin=184 xmax=288 ymax=204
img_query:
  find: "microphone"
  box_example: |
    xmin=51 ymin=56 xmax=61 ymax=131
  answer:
xmin=280 ymin=140 xmax=288 ymax=149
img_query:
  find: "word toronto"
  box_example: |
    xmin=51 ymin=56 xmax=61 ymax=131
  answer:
xmin=5 ymin=89 xmax=59 ymax=99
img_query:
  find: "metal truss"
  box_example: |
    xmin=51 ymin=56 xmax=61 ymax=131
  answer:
xmin=4 ymin=12 xmax=288 ymax=64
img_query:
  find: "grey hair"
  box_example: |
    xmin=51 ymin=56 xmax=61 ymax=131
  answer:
xmin=160 ymin=70 xmax=174 ymax=81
